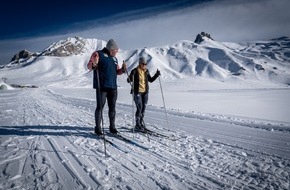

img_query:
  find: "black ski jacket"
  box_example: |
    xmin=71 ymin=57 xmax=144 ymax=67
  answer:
xmin=127 ymin=67 xmax=159 ymax=94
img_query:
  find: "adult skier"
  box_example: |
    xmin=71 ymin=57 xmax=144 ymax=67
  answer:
xmin=87 ymin=39 xmax=126 ymax=135
xmin=127 ymin=57 xmax=160 ymax=131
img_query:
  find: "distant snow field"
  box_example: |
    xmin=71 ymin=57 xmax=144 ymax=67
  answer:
xmin=0 ymin=36 xmax=289 ymax=189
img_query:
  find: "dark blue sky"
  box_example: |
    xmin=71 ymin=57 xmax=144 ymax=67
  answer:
xmin=0 ymin=0 xmax=203 ymax=39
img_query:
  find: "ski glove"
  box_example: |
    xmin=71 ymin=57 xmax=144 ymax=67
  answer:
xmin=156 ymin=69 xmax=161 ymax=76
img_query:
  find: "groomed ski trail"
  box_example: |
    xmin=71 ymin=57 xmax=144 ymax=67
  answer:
xmin=0 ymin=88 xmax=289 ymax=190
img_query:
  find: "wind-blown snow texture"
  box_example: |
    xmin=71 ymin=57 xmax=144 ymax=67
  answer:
xmin=0 ymin=36 xmax=290 ymax=189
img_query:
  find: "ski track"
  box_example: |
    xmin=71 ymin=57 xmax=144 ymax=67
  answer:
xmin=0 ymin=88 xmax=289 ymax=190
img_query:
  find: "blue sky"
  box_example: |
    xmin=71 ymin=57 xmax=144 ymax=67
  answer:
xmin=0 ymin=0 xmax=289 ymax=64
xmin=0 ymin=0 xmax=203 ymax=39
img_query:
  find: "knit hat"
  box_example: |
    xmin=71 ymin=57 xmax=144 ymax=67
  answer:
xmin=139 ymin=57 xmax=147 ymax=64
xmin=106 ymin=39 xmax=119 ymax=50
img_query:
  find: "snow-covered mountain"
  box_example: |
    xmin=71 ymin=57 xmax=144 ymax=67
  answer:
xmin=1 ymin=36 xmax=290 ymax=87
xmin=123 ymin=36 xmax=290 ymax=84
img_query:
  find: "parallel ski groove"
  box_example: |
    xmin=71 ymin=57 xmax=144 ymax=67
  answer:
xmin=89 ymin=132 xmax=129 ymax=154
xmin=109 ymin=133 xmax=150 ymax=151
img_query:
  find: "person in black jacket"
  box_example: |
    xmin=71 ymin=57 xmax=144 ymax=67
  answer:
xmin=87 ymin=39 xmax=126 ymax=135
xmin=127 ymin=57 xmax=160 ymax=131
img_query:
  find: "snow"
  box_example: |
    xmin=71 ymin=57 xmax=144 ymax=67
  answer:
xmin=0 ymin=83 xmax=14 ymax=90
xmin=0 ymin=37 xmax=290 ymax=189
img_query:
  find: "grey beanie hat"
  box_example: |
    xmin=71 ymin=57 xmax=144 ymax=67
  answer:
xmin=106 ymin=39 xmax=119 ymax=50
xmin=139 ymin=57 xmax=147 ymax=64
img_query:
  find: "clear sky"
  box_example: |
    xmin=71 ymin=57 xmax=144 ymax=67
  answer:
xmin=0 ymin=0 xmax=289 ymax=65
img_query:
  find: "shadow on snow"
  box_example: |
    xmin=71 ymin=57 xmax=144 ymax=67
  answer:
xmin=0 ymin=125 xmax=97 ymax=138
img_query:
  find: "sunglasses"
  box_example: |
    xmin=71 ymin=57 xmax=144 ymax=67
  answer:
xmin=141 ymin=63 xmax=147 ymax=65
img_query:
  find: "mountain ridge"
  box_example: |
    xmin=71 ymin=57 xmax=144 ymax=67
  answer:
xmin=1 ymin=36 xmax=289 ymax=87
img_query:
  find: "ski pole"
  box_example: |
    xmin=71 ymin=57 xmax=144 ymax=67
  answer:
xmin=123 ymin=61 xmax=135 ymax=134
xmin=131 ymin=77 xmax=135 ymax=135
xmin=159 ymin=74 xmax=178 ymax=153
xmin=96 ymin=69 xmax=107 ymax=157
xmin=158 ymin=76 xmax=169 ymax=128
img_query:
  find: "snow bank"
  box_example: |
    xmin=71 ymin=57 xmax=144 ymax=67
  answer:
xmin=0 ymin=83 xmax=14 ymax=90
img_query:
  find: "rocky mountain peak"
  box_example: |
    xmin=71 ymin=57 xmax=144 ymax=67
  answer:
xmin=42 ymin=36 xmax=87 ymax=57
xmin=10 ymin=49 xmax=33 ymax=62
xmin=194 ymin=32 xmax=214 ymax=44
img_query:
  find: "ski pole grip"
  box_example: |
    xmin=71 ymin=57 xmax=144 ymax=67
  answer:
xmin=123 ymin=60 xmax=129 ymax=75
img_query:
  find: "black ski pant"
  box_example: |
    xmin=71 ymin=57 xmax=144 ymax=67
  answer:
xmin=134 ymin=93 xmax=148 ymax=126
xmin=95 ymin=89 xmax=117 ymax=132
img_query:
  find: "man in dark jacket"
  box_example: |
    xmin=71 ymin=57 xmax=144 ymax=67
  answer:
xmin=127 ymin=57 xmax=160 ymax=131
xmin=87 ymin=39 xmax=126 ymax=135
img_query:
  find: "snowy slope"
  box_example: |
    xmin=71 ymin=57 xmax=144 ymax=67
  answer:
xmin=1 ymin=36 xmax=290 ymax=87
xmin=0 ymin=36 xmax=290 ymax=189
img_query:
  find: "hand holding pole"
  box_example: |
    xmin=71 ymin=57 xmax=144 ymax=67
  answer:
xmin=93 ymin=53 xmax=99 ymax=68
